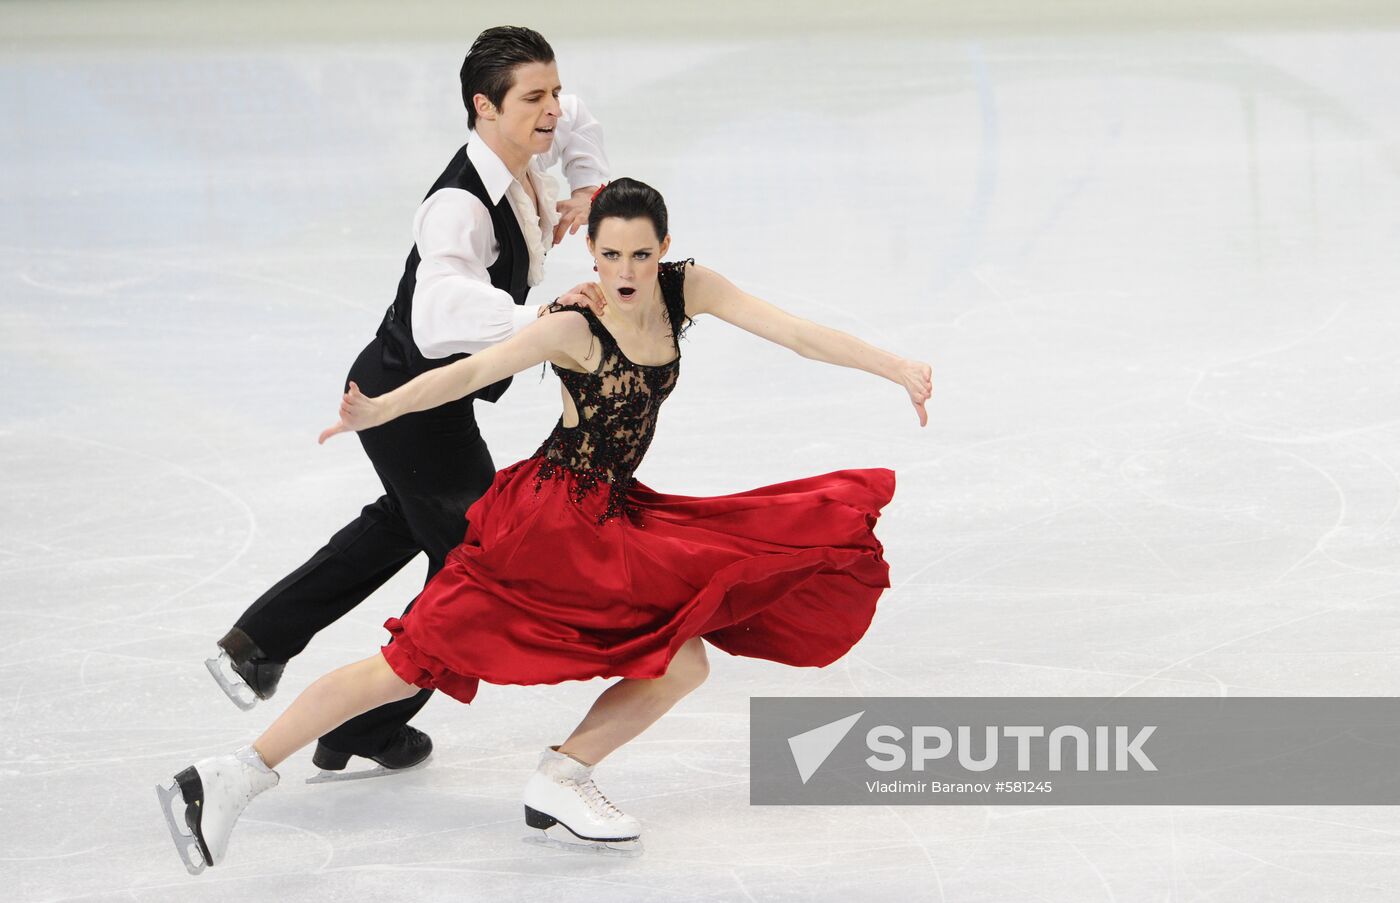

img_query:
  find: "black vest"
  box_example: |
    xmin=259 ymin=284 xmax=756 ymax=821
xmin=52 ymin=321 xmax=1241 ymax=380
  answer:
xmin=376 ymin=143 xmax=530 ymax=403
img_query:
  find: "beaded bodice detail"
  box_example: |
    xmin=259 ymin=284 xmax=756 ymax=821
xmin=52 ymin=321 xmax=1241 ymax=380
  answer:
xmin=533 ymin=259 xmax=694 ymax=523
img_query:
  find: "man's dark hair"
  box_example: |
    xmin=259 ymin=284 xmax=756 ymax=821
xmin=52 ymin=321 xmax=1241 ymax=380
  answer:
xmin=460 ymin=26 xmax=556 ymax=130
xmin=587 ymin=178 xmax=669 ymax=243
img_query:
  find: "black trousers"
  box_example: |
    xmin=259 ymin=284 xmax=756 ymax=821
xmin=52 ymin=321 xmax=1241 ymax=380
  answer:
xmin=234 ymin=337 xmax=496 ymax=753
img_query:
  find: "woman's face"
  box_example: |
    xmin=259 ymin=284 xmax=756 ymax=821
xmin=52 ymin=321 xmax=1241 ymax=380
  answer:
xmin=590 ymin=217 xmax=670 ymax=306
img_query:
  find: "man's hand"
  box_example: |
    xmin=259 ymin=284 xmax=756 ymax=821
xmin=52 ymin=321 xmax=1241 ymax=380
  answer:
xmin=540 ymin=282 xmax=607 ymax=318
xmin=554 ymin=185 xmax=596 ymax=245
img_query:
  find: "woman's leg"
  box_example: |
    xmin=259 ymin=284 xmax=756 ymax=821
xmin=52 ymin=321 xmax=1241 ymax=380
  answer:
xmin=252 ymin=653 xmax=420 ymax=768
xmin=557 ymin=637 xmax=709 ymax=765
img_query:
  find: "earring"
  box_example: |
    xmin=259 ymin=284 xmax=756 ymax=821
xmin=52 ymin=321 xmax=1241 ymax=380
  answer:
xmin=592 ymin=264 xmax=598 ymax=272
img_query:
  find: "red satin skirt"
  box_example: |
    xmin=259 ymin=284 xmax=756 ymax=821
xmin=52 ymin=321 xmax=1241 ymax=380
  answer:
xmin=380 ymin=455 xmax=895 ymax=703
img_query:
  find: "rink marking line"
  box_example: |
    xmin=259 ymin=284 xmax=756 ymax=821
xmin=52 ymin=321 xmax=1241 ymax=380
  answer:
xmin=1191 ymin=862 xmax=1273 ymax=901
xmin=0 ymin=610 xmax=265 ymax=672
xmin=5 ymin=673 xmax=31 ymax=718
xmin=236 ymin=816 xmax=337 ymax=872
xmin=1257 ymin=445 xmax=1347 ymax=588
xmin=304 ymin=862 xmax=696 ymax=895
xmin=882 ymin=803 xmax=949 ymax=903
xmin=1184 ymin=301 xmax=1351 ymax=438
xmin=845 ymin=653 xmax=903 ymax=684
xmin=18 ymin=270 xmax=154 ymax=297
xmin=1196 ymin=833 xmax=1397 ymax=895
xmin=35 ymin=433 xmax=258 ymax=618
xmin=1064 ymin=825 xmax=1121 ymax=903
xmin=1310 ymin=552 xmax=1400 ymax=582
xmin=835 ymin=544 xmax=967 ymax=693
xmin=0 ymin=553 xmax=198 ymax=577
xmin=1242 ymin=431 xmax=1400 ymax=581
xmin=1238 ymin=416 xmax=1400 ymax=446
xmin=727 ymin=867 xmax=759 ymax=903
xmin=1108 ymin=584 xmax=1400 ymax=696
xmin=671 ymin=753 xmax=744 ymax=781
xmin=1340 ymin=443 xmax=1400 ymax=532
xmin=113 ymin=812 xmax=1400 ymax=900
xmin=1109 ymin=606 xmax=1338 ymax=699
xmin=13 ymin=245 xmax=378 ymax=314
xmin=975 ymin=659 xmax=1282 ymax=694
xmin=0 ymin=845 xmax=108 ymax=862
xmin=1200 ymin=807 xmax=1400 ymax=843
xmin=18 ymin=492 xmax=238 ymax=544
xmin=1066 ymin=491 xmax=1187 ymax=581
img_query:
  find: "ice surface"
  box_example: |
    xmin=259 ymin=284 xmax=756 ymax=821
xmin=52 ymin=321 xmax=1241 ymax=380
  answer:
xmin=4 ymin=3 xmax=1400 ymax=900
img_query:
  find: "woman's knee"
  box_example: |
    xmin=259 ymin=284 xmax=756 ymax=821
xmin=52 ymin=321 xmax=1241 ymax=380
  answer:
xmin=369 ymin=653 xmax=420 ymax=701
xmin=667 ymin=639 xmax=709 ymax=691
xmin=386 ymin=673 xmax=421 ymax=702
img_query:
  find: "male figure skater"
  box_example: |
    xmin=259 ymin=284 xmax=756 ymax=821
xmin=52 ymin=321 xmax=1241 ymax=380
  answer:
xmin=205 ymin=26 xmax=608 ymax=778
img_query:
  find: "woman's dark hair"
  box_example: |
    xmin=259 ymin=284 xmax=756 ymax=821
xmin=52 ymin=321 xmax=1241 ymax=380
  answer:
xmin=587 ymin=178 xmax=668 ymax=242
xmin=586 ymin=178 xmax=692 ymax=342
xmin=460 ymin=26 xmax=555 ymax=130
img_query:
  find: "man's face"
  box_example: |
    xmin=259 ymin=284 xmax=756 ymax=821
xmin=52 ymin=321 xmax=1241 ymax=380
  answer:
xmin=477 ymin=60 xmax=562 ymax=159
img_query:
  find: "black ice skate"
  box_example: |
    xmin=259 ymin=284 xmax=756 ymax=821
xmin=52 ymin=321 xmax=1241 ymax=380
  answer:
xmin=306 ymin=724 xmax=433 ymax=784
xmin=521 ymin=746 xmax=642 ymax=856
xmin=155 ymin=745 xmax=279 ymax=875
xmin=204 ymin=627 xmax=286 ymax=711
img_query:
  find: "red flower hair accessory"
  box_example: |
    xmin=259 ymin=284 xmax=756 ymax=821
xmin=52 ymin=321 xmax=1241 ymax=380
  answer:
xmin=590 ymin=182 xmax=609 ymax=204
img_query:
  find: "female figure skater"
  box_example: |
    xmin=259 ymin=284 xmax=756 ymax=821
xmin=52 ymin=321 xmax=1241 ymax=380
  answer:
xmin=158 ymin=178 xmax=932 ymax=872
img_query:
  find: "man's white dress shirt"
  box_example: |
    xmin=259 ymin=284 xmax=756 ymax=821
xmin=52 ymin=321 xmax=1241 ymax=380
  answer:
xmin=411 ymin=94 xmax=607 ymax=359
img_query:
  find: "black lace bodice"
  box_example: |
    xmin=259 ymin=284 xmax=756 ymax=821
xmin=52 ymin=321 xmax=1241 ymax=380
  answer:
xmin=533 ymin=259 xmax=695 ymax=522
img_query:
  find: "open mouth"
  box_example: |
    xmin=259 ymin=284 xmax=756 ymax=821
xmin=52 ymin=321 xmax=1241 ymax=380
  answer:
xmin=535 ymin=126 xmax=554 ymax=135
xmin=617 ymin=287 xmax=636 ymax=298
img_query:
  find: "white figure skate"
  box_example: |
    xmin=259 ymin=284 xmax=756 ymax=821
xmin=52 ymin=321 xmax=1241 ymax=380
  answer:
xmin=521 ymin=746 xmax=642 ymax=856
xmin=155 ymin=745 xmax=279 ymax=874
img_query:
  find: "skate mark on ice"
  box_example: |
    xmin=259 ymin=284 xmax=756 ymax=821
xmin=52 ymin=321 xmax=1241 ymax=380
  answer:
xmin=1109 ymin=605 xmax=1340 ymax=699
xmin=38 ymin=433 xmax=258 ymax=618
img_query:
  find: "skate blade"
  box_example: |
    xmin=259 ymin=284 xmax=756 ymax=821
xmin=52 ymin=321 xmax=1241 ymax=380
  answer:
xmin=204 ymin=653 xmax=258 ymax=711
xmin=523 ymin=826 xmax=644 ymax=858
xmin=155 ymin=779 xmax=207 ymax=875
xmin=305 ymin=754 xmax=431 ymax=784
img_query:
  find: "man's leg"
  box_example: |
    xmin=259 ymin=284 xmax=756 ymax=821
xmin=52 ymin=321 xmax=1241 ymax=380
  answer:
xmin=314 ymin=394 xmax=497 ymax=764
xmin=209 ymin=340 xmax=425 ymax=706
xmin=224 ymin=494 xmax=420 ymax=673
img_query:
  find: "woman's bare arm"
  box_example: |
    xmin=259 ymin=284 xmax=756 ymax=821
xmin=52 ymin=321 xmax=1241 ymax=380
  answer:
xmin=683 ymin=264 xmax=933 ymax=425
xmin=318 ymin=311 xmax=594 ymax=443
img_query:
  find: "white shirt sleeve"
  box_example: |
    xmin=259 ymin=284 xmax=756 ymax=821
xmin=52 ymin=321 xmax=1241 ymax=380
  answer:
xmin=539 ymin=94 xmax=609 ymax=193
xmin=410 ymin=187 xmax=540 ymax=358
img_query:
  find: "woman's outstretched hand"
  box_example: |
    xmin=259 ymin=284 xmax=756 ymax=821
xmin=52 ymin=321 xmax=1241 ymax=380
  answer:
xmin=318 ymin=381 xmax=390 ymax=444
xmin=900 ymin=360 xmax=933 ymax=426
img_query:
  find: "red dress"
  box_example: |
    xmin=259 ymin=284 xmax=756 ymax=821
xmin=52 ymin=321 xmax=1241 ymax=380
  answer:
xmin=380 ymin=261 xmax=895 ymax=703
